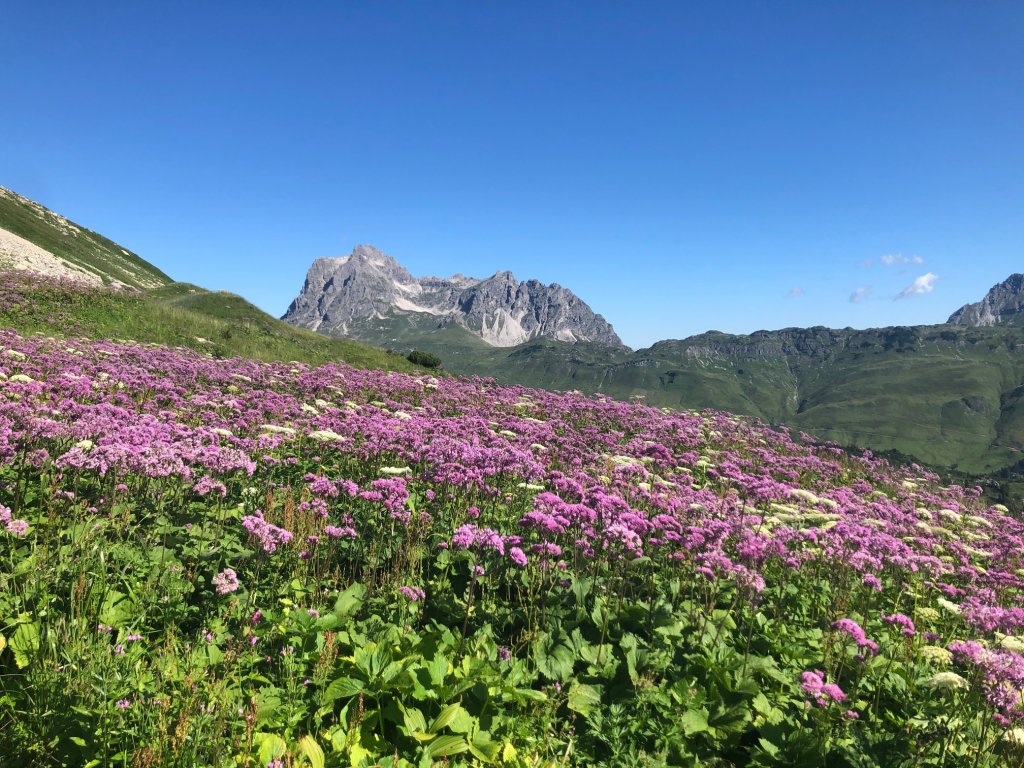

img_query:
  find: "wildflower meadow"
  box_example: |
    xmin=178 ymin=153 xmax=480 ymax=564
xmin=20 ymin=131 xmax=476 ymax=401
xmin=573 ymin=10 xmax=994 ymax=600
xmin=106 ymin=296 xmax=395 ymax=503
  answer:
xmin=1 ymin=325 xmax=1023 ymax=766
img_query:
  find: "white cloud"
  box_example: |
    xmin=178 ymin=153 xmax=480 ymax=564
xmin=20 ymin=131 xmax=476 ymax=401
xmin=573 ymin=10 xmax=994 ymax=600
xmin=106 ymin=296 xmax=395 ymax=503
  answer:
xmin=881 ymin=253 xmax=925 ymax=266
xmin=896 ymin=272 xmax=938 ymax=300
xmin=787 ymin=287 xmax=804 ymax=298
xmin=849 ymin=286 xmax=870 ymax=303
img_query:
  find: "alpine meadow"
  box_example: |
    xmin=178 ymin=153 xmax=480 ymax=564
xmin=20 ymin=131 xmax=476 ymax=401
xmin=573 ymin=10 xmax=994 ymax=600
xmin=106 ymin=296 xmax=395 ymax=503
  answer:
xmin=3 ymin=3 xmax=1024 ymax=767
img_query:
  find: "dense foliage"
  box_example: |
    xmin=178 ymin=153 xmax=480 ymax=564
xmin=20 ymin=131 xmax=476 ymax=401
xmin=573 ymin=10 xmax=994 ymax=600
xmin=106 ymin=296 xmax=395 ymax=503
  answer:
xmin=406 ymin=350 xmax=442 ymax=370
xmin=1 ymin=326 xmax=1024 ymax=766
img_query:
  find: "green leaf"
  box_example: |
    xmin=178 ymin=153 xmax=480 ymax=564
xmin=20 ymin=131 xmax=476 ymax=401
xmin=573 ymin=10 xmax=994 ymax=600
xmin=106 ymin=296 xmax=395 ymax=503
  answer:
xmin=447 ymin=707 xmax=474 ymax=734
xmin=333 ymin=582 xmax=366 ymax=619
xmin=566 ymin=683 xmax=601 ymax=718
xmin=752 ymin=692 xmax=772 ymax=716
xmin=255 ymin=687 xmax=284 ymax=726
xmin=680 ymin=709 xmax=709 ymax=736
xmin=469 ymin=730 xmax=500 ymax=762
xmin=510 ymin=687 xmax=547 ymax=703
xmin=297 ymin=734 xmax=325 ymax=768
xmin=620 ymin=633 xmax=640 ymax=685
xmin=99 ymin=590 xmax=135 ymax=628
xmin=205 ymin=642 xmax=224 ymax=666
xmin=11 ymin=620 xmax=40 ymax=669
xmin=426 ymin=735 xmax=469 ymax=758
xmin=758 ymin=737 xmax=780 ymax=758
xmin=426 ymin=653 xmax=449 ymax=686
xmin=428 ymin=703 xmax=465 ymax=733
xmin=258 ymin=734 xmax=287 ymax=763
xmin=323 ymin=676 xmax=364 ymax=705
xmin=402 ymin=704 xmax=428 ymax=735
xmin=532 ymin=632 xmax=575 ymax=681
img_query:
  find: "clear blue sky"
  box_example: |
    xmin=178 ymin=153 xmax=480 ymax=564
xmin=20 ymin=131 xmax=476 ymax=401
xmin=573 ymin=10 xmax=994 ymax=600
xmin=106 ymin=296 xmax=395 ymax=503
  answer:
xmin=3 ymin=2 xmax=1022 ymax=349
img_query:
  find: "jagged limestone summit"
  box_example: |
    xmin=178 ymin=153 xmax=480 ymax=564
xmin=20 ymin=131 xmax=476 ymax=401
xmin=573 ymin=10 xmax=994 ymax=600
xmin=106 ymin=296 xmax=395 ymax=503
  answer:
xmin=282 ymin=245 xmax=625 ymax=349
xmin=948 ymin=273 xmax=1024 ymax=328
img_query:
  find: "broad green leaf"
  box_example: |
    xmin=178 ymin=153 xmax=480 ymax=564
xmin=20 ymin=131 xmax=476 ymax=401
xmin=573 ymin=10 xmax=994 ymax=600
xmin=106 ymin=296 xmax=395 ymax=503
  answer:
xmin=447 ymin=707 xmax=474 ymax=734
xmin=532 ymin=632 xmax=575 ymax=681
xmin=11 ymin=620 xmax=40 ymax=669
xmin=428 ymin=703 xmax=465 ymax=733
xmin=255 ymin=687 xmax=284 ymax=726
xmin=99 ymin=590 xmax=136 ymax=628
xmin=348 ymin=741 xmax=371 ymax=767
xmin=510 ymin=687 xmax=547 ymax=703
xmin=205 ymin=643 xmax=224 ymax=666
xmin=402 ymin=704 xmax=428 ymax=735
xmin=297 ymin=735 xmax=325 ymax=768
xmin=620 ymin=633 xmax=640 ymax=685
xmin=566 ymin=683 xmax=601 ymax=718
xmin=469 ymin=730 xmax=500 ymax=762
xmin=426 ymin=735 xmax=469 ymax=758
xmin=323 ymin=676 xmax=364 ymax=705
xmin=680 ymin=709 xmax=709 ymax=736
xmin=334 ymin=582 xmax=367 ymax=619
xmin=752 ymin=692 xmax=773 ymax=716
xmin=258 ymin=734 xmax=287 ymax=763
xmin=427 ymin=653 xmax=449 ymax=686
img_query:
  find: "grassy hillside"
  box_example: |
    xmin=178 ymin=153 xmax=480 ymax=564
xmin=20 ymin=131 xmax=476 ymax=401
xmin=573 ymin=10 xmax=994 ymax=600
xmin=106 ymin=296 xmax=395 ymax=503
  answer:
xmin=0 ymin=273 xmax=417 ymax=371
xmin=0 ymin=186 xmax=172 ymax=289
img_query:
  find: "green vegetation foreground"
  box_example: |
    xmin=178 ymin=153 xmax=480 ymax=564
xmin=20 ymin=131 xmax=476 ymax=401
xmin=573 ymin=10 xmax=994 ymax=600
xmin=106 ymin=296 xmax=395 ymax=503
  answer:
xmin=1 ymin=280 xmax=1024 ymax=766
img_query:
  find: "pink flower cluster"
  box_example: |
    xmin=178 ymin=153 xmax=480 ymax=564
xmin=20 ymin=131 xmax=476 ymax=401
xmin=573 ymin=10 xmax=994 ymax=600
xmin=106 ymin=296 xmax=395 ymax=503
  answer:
xmin=800 ymin=670 xmax=846 ymax=707
xmin=0 ymin=504 xmax=28 ymax=536
xmin=831 ymin=618 xmax=879 ymax=656
xmin=212 ymin=567 xmax=240 ymax=595
xmin=241 ymin=514 xmax=294 ymax=553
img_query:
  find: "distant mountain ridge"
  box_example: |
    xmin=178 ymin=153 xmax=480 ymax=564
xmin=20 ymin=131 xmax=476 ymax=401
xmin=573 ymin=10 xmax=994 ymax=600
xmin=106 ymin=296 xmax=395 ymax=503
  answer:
xmin=948 ymin=273 xmax=1024 ymax=327
xmin=286 ymin=263 xmax=1024 ymax=479
xmin=282 ymin=245 xmax=624 ymax=348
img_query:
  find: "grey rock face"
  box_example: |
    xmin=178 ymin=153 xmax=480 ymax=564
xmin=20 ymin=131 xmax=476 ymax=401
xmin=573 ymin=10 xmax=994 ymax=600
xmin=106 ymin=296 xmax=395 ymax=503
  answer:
xmin=948 ymin=274 xmax=1024 ymax=327
xmin=283 ymin=245 xmax=625 ymax=348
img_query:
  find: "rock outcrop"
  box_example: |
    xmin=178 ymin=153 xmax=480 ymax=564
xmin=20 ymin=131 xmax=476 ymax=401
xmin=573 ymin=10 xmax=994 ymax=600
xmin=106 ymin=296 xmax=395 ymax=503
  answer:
xmin=283 ymin=245 xmax=625 ymax=348
xmin=948 ymin=274 xmax=1024 ymax=327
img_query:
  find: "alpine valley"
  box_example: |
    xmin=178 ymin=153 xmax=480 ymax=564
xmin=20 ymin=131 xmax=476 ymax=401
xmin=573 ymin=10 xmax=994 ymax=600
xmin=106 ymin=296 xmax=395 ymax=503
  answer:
xmin=4 ymin=184 xmax=1024 ymax=764
xmin=3 ymin=185 xmax=1024 ymax=493
xmin=284 ymin=246 xmax=1024 ymax=488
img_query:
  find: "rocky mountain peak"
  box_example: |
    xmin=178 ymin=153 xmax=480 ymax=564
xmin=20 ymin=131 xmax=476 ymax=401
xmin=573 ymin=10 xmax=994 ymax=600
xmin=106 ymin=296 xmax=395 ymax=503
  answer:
xmin=948 ymin=273 xmax=1024 ymax=327
xmin=282 ymin=245 xmax=625 ymax=348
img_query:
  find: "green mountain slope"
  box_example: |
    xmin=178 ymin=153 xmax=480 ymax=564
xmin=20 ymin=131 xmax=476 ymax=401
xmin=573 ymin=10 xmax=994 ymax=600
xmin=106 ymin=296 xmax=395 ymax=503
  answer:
xmin=0 ymin=186 xmax=172 ymax=289
xmin=0 ymin=186 xmax=416 ymax=371
xmin=0 ymin=273 xmax=417 ymax=370
xmin=385 ymin=324 xmax=1024 ymax=476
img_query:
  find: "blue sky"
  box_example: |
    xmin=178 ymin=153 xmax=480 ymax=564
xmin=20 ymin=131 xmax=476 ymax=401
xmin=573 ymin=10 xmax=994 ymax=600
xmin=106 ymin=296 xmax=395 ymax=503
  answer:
xmin=3 ymin=2 xmax=1022 ymax=349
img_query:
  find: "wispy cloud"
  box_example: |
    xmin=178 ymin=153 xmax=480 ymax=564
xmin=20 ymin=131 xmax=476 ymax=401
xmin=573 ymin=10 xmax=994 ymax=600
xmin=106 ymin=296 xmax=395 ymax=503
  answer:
xmin=787 ymin=287 xmax=804 ymax=298
xmin=881 ymin=253 xmax=925 ymax=266
xmin=896 ymin=272 xmax=938 ymax=300
xmin=849 ymin=286 xmax=870 ymax=303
